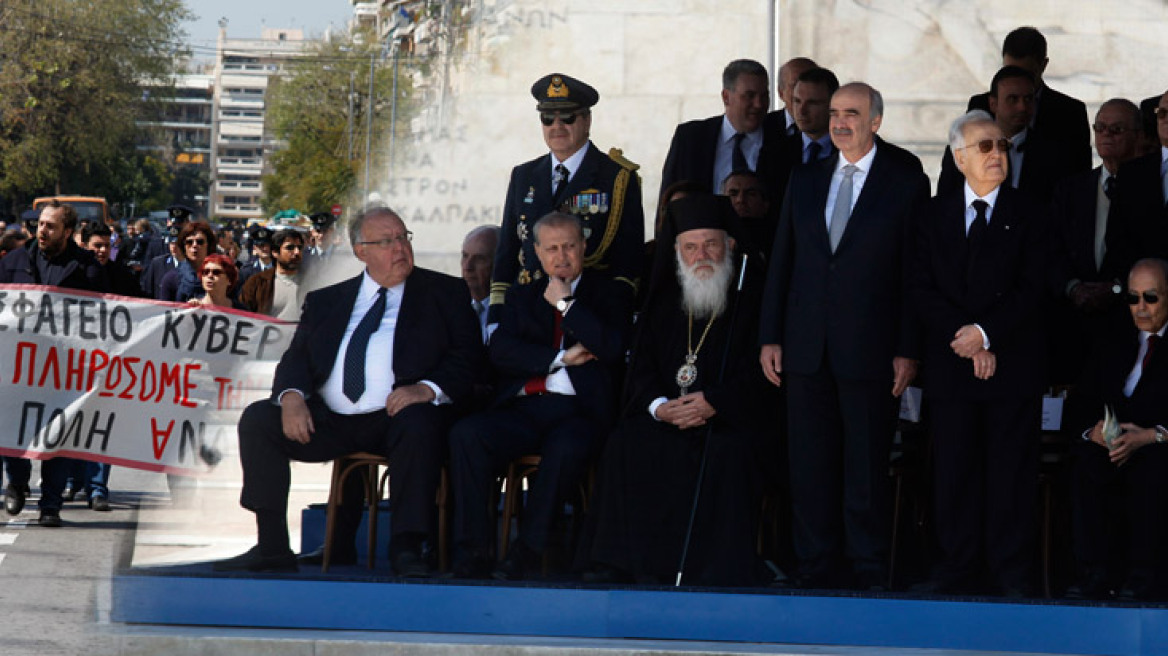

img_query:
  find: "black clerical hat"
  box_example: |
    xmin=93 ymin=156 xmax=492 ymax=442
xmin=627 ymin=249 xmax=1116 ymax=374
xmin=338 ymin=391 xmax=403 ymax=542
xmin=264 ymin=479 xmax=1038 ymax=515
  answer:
xmin=665 ymin=194 xmax=736 ymax=236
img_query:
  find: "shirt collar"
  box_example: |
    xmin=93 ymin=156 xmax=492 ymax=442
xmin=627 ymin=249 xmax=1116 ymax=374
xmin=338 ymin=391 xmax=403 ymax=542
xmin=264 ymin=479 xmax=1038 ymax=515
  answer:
xmin=801 ymin=132 xmax=831 ymax=150
xmin=835 ymin=142 xmax=877 ymax=173
xmin=720 ymin=115 xmax=763 ymax=144
xmin=963 ymin=182 xmax=1002 ymax=210
xmin=552 ymin=141 xmax=590 ymax=171
xmin=360 ymin=270 xmax=405 ymax=300
xmin=1010 ymin=128 xmax=1029 ymax=149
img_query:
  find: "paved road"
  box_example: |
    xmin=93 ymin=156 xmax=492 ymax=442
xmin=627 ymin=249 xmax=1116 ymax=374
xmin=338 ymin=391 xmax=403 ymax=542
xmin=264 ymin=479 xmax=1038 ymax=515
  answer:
xmin=0 ymin=464 xmax=170 ymax=656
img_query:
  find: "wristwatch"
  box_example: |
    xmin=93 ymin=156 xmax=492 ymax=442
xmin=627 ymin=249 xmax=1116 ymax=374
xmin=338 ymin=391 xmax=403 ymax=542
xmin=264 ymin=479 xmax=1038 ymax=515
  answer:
xmin=1155 ymin=427 xmax=1166 ymax=444
xmin=556 ymin=296 xmax=574 ymax=313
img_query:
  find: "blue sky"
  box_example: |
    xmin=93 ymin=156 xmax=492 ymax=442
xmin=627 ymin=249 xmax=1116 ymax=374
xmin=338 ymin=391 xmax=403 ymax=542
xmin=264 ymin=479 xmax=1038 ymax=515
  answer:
xmin=184 ymin=0 xmax=353 ymax=51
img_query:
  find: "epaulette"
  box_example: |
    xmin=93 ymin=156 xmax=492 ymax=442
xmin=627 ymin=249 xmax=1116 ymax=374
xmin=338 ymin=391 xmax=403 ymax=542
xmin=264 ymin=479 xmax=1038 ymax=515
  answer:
xmin=607 ymin=147 xmax=640 ymax=172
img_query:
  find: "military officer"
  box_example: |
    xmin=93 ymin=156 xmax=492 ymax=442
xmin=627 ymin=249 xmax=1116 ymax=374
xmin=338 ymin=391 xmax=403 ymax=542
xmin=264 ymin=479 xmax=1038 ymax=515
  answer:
xmin=489 ymin=73 xmax=645 ymax=323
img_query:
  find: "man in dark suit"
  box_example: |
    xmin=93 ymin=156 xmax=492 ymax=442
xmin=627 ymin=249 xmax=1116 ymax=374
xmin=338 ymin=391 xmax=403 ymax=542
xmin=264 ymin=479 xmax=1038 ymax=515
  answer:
xmin=1050 ymin=99 xmax=1144 ymax=383
xmin=939 ymin=66 xmax=1087 ymax=202
xmin=0 ymin=201 xmax=107 ymax=526
xmin=759 ymin=82 xmax=929 ymax=590
xmin=965 ymin=26 xmax=1091 ymax=175
xmin=1105 ymin=89 xmax=1168 ymax=279
xmin=450 ymin=212 xmax=632 ymax=580
xmin=215 ymin=207 xmax=482 ymax=575
xmin=767 ymin=57 xmax=818 ymax=140
xmin=660 ymin=59 xmax=785 ymax=202
xmin=913 ymin=110 xmax=1049 ymax=596
xmin=490 ymin=73 xmax=643 ymax=324
xmin=1064 ymin=258 xmax=1168 ymax=601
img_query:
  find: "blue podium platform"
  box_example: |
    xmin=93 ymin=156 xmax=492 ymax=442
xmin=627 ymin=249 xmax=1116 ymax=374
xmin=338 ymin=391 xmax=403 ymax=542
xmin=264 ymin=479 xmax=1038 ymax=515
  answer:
xmin=111 ymin=565 xmax=1168 ymax=655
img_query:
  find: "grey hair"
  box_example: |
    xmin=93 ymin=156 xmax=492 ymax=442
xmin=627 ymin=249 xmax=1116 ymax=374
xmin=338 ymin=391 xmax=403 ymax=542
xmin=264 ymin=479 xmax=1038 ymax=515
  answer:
xmin=722 ymin=59 xmax=768 ymax=91
xmin=349 ymin=205 xmax=403 ymax=248
xmin=532 ymin=212 xmax=584 ymax=245
xmin=948 ymin=109 xmax=996 ymax=151
xmin=838 ymin=82 xmax=883 ymax=120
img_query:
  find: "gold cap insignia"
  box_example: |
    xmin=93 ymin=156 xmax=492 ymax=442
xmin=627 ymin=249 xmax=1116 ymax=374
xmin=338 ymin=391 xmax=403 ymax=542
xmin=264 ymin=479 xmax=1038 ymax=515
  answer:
xmin=547 ymin=76 xmax=569 ymax=98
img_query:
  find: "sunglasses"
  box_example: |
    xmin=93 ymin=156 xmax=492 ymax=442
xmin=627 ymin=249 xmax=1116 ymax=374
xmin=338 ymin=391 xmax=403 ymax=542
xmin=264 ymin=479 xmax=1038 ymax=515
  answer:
xmin=1127 ymin=290 xmax=1161 ymax=305
xmin=201 ymin=268 xmax=225 ymax=278
xmin=540 ymin=111 xmax=585 ymax=126
xmin=960 ymin=138 xmax=1011 ymax=154
xmin=185 ymin=238 xmax=207 ymax=246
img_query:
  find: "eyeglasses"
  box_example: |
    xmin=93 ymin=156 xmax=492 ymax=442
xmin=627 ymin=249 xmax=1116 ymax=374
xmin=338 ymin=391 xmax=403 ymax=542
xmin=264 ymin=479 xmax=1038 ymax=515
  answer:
xmin=1127 ymin=290 xmax=1161 ymax=305
xmin=185 ymin=238 xmax=207 ymax=246
xmin=358 ymin=231 xmax=412 ymax=248
xmin=959 ymin=138 xmax=1011 ymax=154
xmin=1092 ymin=123 xmax=1134 ymax=136
xmin=1155 ymin=108 xmax=1168 ymax=121
xmin=201 ymin=268 xmax=225 ymax=278
xmin=540 ymin=111 xmax=586 ymax=126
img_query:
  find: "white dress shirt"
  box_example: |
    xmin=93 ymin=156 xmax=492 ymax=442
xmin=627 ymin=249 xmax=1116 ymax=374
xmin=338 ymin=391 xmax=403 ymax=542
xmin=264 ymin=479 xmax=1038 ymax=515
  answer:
xmin=1124 ymin=326 xmax=1167 ymax=398
xmin=522 ymin=276 xmax=581 ymax=397
xmin=714 ymin=115 xmax=763 ymax=192
xmin=280 ymin=271 xmax=448 ymax=414
xmin=550 ymin=142 xmax=590 ymax=190
xmin=823 ymin=144 xmax=877 ymax=232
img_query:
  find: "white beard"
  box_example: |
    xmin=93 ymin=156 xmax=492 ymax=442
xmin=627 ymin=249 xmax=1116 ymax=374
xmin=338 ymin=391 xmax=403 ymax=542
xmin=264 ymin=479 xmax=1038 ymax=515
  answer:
xmin=676 ymin=250 xmax=734 ymax=319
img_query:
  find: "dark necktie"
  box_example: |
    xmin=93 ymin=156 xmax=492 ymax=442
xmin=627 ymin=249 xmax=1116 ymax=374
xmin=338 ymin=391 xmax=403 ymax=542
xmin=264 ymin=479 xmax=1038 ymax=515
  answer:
xmin=1143 ymin=334 xmax=1159 ymax=372
xmin=732 ymin=132 xmax=749 ymax=173
xmin=1104 ymin=175 xmax=1116 ymax=201
xmin=343 ymin=287 xmax=388 ymax=403
xmin=966 ymin=200 xmax=989 ymax=280
xmin=552 ymin=164 xmax=570 ymax=205
xmin=807 ymin=141 xmax=822 ymax=164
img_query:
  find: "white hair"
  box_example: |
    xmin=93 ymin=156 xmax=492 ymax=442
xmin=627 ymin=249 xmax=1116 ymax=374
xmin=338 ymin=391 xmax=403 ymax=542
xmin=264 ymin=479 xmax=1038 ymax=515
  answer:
xmin=675 ymin=247 xmax=734 ymax=319
xmin=948 ymin=109 xmax=995 ymax=151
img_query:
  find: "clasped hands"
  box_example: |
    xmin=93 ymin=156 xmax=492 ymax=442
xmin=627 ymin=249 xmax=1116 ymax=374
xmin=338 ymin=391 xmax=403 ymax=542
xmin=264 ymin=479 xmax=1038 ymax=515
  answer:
xmin=280 ymin=383 xmax=437 ymax=444
xmin=1088 ymin=420 xmax=1157 ymax=466
xmin=951 ymin=324 xmax=995 ymax=380
xmin=655 ymin=392 xmax=716 ymax=430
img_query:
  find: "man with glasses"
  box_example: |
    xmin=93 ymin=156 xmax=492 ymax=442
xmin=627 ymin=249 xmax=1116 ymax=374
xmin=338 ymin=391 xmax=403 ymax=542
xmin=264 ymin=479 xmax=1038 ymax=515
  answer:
xmin=490 ymin=73 xmax=643 ymax=324
xmin=217 ymin=206 xmax=482 ymax=575
xmin=912 ymin=110 xmax=1049 ymax=596
xmin=1105 ymin=90 xmax=1168 ymax=280
xmin=239 ymin=229 xmax=307 ymax=320
xmin=939 ymin=66 xmax=1087 ymax=202
xmin=1050 ymin=99 xmax=1144 ymax=383
xmin=1064 ymin=258 xmax=1168 ymax=601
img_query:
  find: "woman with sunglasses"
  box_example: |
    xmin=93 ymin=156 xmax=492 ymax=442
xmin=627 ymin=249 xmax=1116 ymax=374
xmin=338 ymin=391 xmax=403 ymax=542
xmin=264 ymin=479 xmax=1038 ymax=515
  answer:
xmin=158 ymin=221 xmax=218 ymax=302
xmin=189 ymin=253 xmax=244 ymax=310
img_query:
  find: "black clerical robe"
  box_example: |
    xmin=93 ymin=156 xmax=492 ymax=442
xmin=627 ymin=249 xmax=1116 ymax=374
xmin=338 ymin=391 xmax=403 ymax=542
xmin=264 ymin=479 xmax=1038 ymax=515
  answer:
xmin=584 ymin=261 xmax=775 ymax=586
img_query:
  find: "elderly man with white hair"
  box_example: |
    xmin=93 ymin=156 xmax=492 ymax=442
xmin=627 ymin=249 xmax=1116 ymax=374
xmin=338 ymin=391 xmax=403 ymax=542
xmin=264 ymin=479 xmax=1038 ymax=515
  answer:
xmin=581 ymin=193 xmax=776 ymax=587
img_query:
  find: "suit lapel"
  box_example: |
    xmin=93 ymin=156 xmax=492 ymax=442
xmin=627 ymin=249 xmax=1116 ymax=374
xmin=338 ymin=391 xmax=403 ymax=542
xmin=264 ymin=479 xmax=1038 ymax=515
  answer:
xmin=323 ymin=275 xmax=364 ymax=350
xmin=531 ymin=155 xmax=555 ymax=216
xmin=809 ymin=157 xmax=834 ymax=252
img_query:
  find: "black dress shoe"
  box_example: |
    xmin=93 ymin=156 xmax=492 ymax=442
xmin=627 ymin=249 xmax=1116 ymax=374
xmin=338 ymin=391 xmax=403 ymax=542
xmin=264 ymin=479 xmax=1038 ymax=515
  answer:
xmin=213 ymin=545 xmax=298 ymax=573
xmin=297 ymin=546 xmax=357 ymax=567
xmin=492 ymin=542 xmax=540 ymax=582
xmin=4 ymin=484 xmax=28 ymax=516
xmin=855 ymin=571 xmax=890 ymax=593
xmin=581 ymin=563 xmax=633 ymax=584
xmin=89 ymin=495 xmax=111 ymax=512
xmin=1065 ymin=574 xmax=1112 ymax=600
xmin=38 ymin=509 xmax=62 ymax=527
xmin=391 ymin=549 xmax=431 ymax=578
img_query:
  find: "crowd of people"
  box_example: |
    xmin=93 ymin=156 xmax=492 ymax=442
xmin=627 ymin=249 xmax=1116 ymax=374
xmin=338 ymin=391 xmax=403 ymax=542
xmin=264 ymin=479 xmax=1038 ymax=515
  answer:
xmin=3 ymin=25 xmax=1166 ymax=603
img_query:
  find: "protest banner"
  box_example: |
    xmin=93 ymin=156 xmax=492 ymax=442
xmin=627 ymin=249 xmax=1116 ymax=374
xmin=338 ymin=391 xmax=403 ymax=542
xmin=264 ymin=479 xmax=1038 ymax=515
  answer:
xmin=0 ymin=284 xmax=293 ymax=476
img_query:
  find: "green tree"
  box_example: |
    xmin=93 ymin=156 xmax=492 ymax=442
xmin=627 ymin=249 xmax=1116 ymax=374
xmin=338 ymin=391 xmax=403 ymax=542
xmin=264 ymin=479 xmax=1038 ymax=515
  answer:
xmin=262 ymin=28 xmax=417 ymax=214
xmin=0 ymin=0 xmax=191 ymax=209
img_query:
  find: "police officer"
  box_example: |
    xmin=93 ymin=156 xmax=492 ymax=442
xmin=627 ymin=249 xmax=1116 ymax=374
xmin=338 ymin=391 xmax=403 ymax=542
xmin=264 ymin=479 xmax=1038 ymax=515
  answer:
xmin=140 ymin=224 xmax=183 ymax=299
xmin=237 ymin=225 xmax=274 ymax=289
xmin=142 ymin=204 xmax=194 ymax=263
xmin=489 ymin=73 xmax=644 ymax=322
